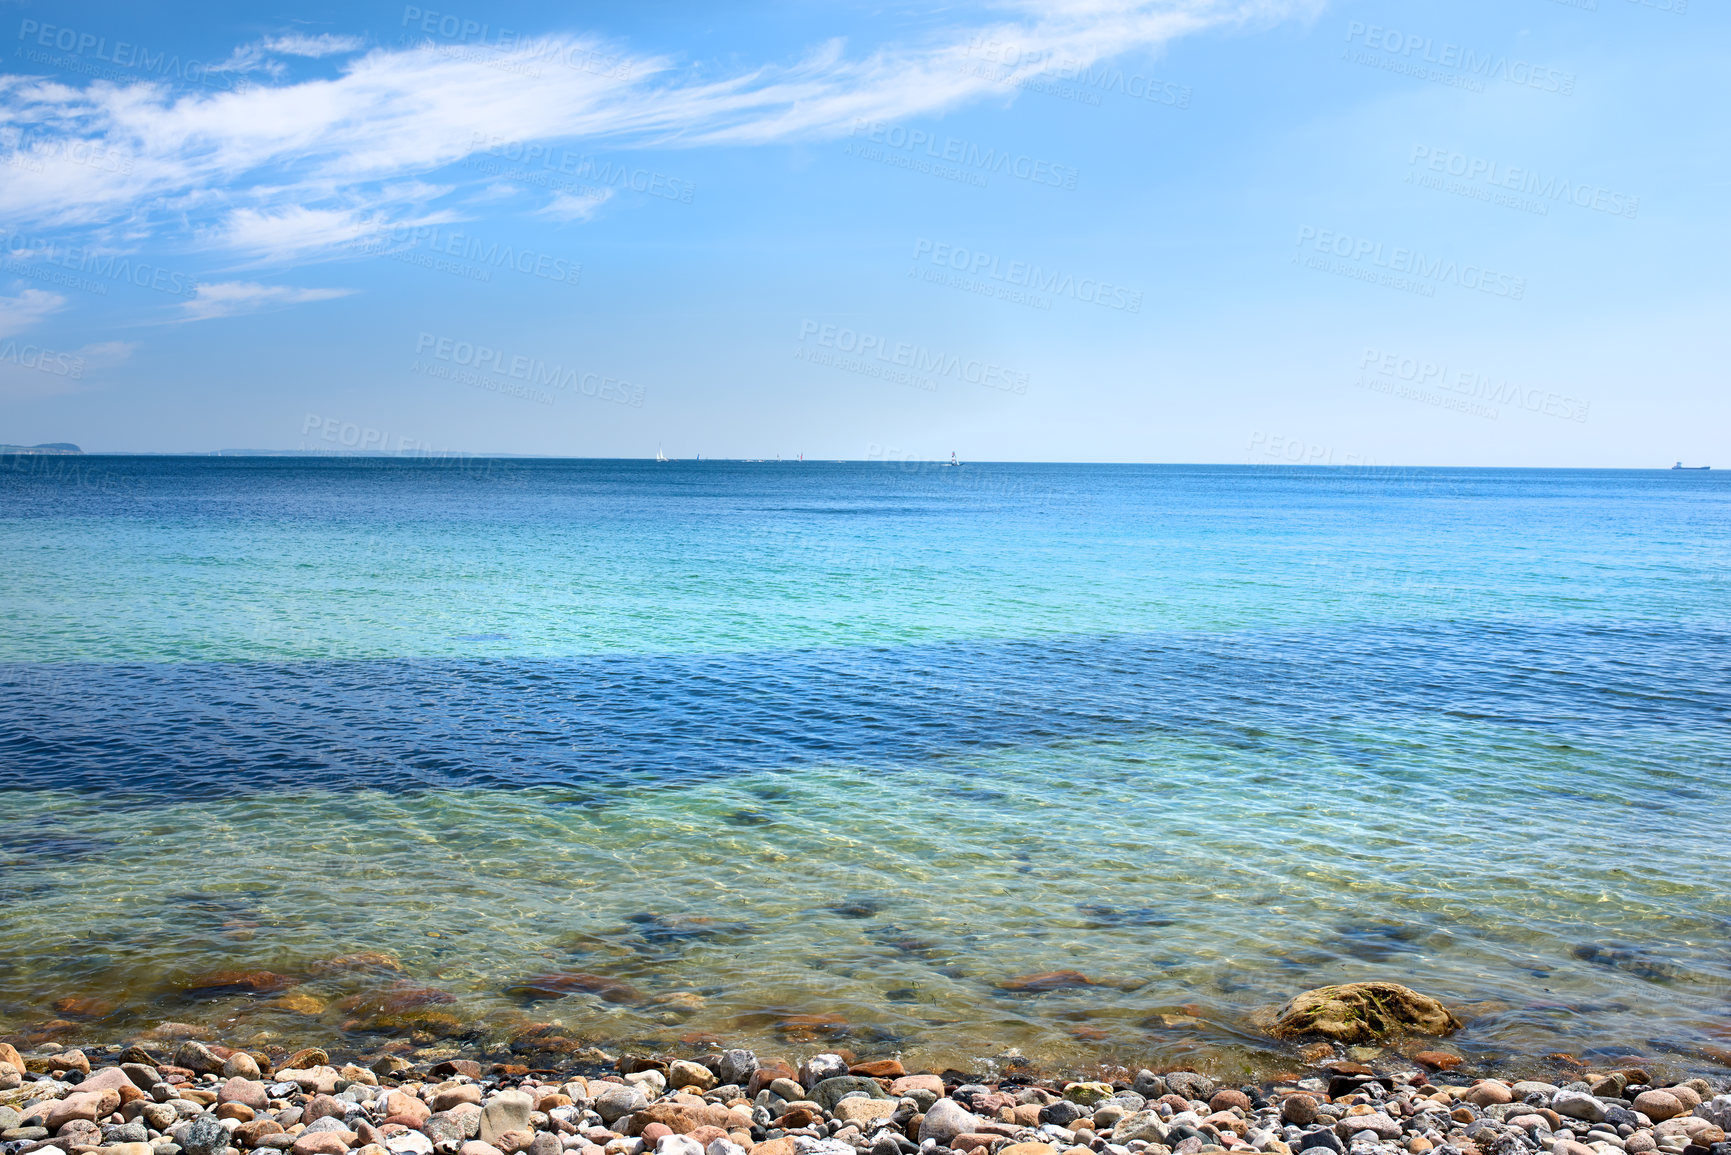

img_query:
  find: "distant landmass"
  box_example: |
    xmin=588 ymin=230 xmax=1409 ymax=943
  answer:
xmin=0 ymin=443 xmax=81 ymax=454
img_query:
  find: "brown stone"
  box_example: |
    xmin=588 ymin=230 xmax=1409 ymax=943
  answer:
xmin=1461 ymin=1082 xmax=1512 ymax=1107
xmin=293 ymin=1132 xmax=354 ymax=1155
xmin=773 ymin=1013 xmax=849 ymax=1042
xmin=952 ymin=1136 xmax=996 ymax=1153
xmin=218 ymin=1103 xmax=257 ymax=1122
xmin=999 ymin=971 xmax=1095 ymax=993
xmin=1413 ymin=1051 xmax=1462 ymax=1071
xmin=776 ymin=1107 xmax=820 ymax=1129
xmin=184 ymin=971 xmax=300 ymax=997
xmin=43 ymin=1090 xmax=121 ymax=1131
xmin=77 ymin=1067 xmax=145 ymax=1104
xmin=630 ymin=1102 xmax=738 ymax=1136
xmin=640 ymin=1124 xmax=673 ymax=1144
xmin=1265 ymin=983 xmax=1462 ymax=1044
xmin=747 ymin=1061 xmax=799 ymax=1097
xmin=1281 ymin=1095 xmax=1318 ymax=1126
xmin=753 ymin=1140 xmax=797 ymax=1155
xmin=52 ymin=996 xmax=117 ymax=1020
xmin=237 ymin=1119 xmax=288 ymax=1147
xmin=431 ymin=1086 xmax=484 ymax=1113
xmin=1632 ymin=1091 xmax=1683 ymax=1121
xmin=305 ymin=1094 xmax=349 ymax=1124
xmin=385 ymin=1092 xmax=431 ymax=1126
xmin=687 ymin=1127 xmax=729 ymax=1148
xmin=286 ymin=1048 xmax=331 ymax=1068
xmin=220 ymin=1077 xmax=271 ymax=1111
xmin=269 ymin=994 xmax=328 ymax=1016
xmin=890 ymin=1075 xmax=945 ymax=1098
xmin=429 ymin=1060 xmax=484 ymax=1080
xmin=849 ymin=1060 xmax=905 ymax=1079
xmin=1000 ymin=1145 xmax=1057 ymax=1155
xmin=503 ymin=973 xmax=644 ymax=1005
xmin=1211 ymin=1091 xmax=1251 ymax=1114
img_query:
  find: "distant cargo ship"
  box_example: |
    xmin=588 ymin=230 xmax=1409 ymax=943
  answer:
xmin=1672 ymin=461 xmax=1710 ymax=470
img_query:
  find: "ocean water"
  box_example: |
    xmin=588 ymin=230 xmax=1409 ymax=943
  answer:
xmin=2 ymin=456 xmax=1729 ymax=1077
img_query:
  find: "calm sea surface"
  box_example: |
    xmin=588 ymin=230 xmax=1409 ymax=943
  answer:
xmin=2 ymin=457 xmax=1728 ymax=1075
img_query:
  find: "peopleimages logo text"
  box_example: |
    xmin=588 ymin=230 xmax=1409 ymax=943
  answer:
xmin=16 ymin=19 xmax=250 ymax=92
xmin=797 ymin=321 xmax=1028 ymax=394
xmin=911 ymin=239 xmax=1141 ymax=312
xmin=0 ymin=341 xmax=84 ymax=379
xmin=1358 ymin=347 xmax=1588 ymax=422
xmin=1409 ymin=146 xmax=1638 ymax=219
xmin=1344 ymin=21 xmax=1575 ymax=95
xmin=1295 ymin=226 xmax=1526 ymax=300
xmin=847 ymin=120 xmax=1079 ymax=190
xmin=414 ymin=333 xmax=645 ymax=406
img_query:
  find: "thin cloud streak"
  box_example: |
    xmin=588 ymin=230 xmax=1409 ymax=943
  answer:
xmin=0 ymin=1 xmax=1311 ymax=261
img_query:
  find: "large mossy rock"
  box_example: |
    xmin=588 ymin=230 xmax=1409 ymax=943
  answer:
xmin=1263 ymin=982 xmax=1462 ymax=1043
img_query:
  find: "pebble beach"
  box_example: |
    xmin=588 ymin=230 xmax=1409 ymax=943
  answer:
xmin=3 ymin=995 xmax=1729 ymax=1155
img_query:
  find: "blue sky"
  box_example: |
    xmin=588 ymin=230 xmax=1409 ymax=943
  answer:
xmin=0 ymin=0 xmax=1723 ymax=464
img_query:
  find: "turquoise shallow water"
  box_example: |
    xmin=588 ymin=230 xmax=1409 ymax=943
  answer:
xmin=1 ymin=457 xmax=1728 ymax=1075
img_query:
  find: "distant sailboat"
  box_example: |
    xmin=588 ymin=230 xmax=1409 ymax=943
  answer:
xmin=1672 ymin=461 xmax=1710 ymax=470
xmin=656 ymin=445 xmax=669 ymax=463
xmin=943 ymin=451 xmax=961 ymax=467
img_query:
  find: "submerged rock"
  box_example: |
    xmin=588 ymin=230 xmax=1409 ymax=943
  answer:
xmin=1263 ymin=981 xmax=1462 ymax=1043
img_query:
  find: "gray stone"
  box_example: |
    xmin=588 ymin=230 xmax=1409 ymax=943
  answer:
xmin=591 ymin=1086 xmax=648 ymax=1125
xmin=810 ymin=1078 xmax=889 ymax=1114
xmin=1553 ymin=1092 xmax=1609 ymax=1124
xmin=0 ymin=1106 xmax=21 ymax=1131
xmin=1164 ymin=1074 xmax=1216 ymax=1105
xmin=711 ymin=1052 xmax=757 ymax=1089
xmin=174 ymin=1116 xmax=229 ymax=1155
xmin=1041 ymin=1102 xmax=1088 ymax=1127
xmin=1093 ymin=1105 xmax=1129 ymax=1130
xmin=1300 ymin=1131 xmax=1344 ymax=1154
xmin=1696 ymin=1096 xmax=1731 ymax=1130
xmin=304 ymin=1117 xmax=351 ymax=1135
xmin=425 ymin=1112 xmax=481 ymax=1145
xmin=791 ymin=1139 xmax=853 ymax=1155
xmin=1335 ymin=1114 xmax=1401 ymax=1140
xmin=140 ymin=1103 xmax=178 ymax=1132
xmin=917 ymin=1100 xmax=979 ymax=1145
xmin=656 ymin=1137 xmax=704 ymax=1155
xmin=768 ymin=1080 xmax=804 ymax=1104
xmin=479 ymin=1092 xmax=532 ymax=1146
xmin=173 ymin=1045 xmax=224 ymax=1077
xmin=1108 ymin=1094 xmax=1146 ymax=1113
xmin=104 ymin=1122 xmax=150 ymax=1144
xmin=1510 ymin=1083 xmax=1558 ymax=1101
xmin=799 ymin=1056 xmax=849 ymax=1089
xmin=1132 ymin=1072 xmax=1167 ymax=1100
xmin=1113 ymin=1112 xmax=1170 ymax=1145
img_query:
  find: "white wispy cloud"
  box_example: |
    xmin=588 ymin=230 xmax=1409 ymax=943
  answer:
xmin=212 ymin=32 xmax=369 ymax=74
xmin=0 ymin=288 xmax=68 ymax=338
xmin=180 ymin=281 xmax=356 ymax=321
xmin=539 ymin=189 xmax=615 ymax=222
xmin=0 ymin=1 xmax=1314 ymax=261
